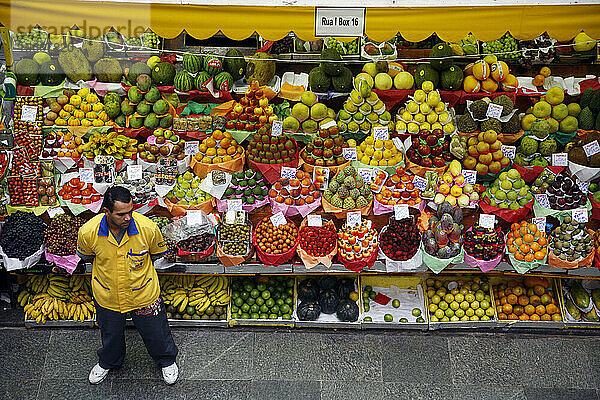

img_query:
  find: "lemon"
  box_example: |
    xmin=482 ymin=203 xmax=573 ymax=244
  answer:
xmin=431 ymin=122 xmax=443 ymax=131
xmin=374 ymin=139 xmax=384 ymax=150
xmin=438 ymin=111 xmax=450 ymax=124
xmin=359 ymin=143 xmax=367 ymax=151
xmin=408 ymin=122 xmax=420 ymax=134
xmin=427 ymin=112 xmax=438 ymax=124
xmin=365 ymin=147 xmax=375 ymax=157
xmin=384 ymin=140 xmax=394 ymax=150
xmin=365 ymin=136 xmax=374 ymax=146
xmin=383 ymin=149 xmax=393 ymax=159
xmin=402 ymin=111 xmax=413 ymax=121
xmin=378 ymin=159 xmax=388 ymax=166
xmin=443 ymin=123 xmax=455 ymax=134
xmin=421 ymin=122 xmax=431 ymax=131
xmin=396 ymin=121 xmax=407 ymax=132
xmin=387 ymin=158 xmax=397 ymax=166
xmin=427 ymin=91 xmax=440 ymax=107
xmin=421 ymin=81 xmax=434 ymax=93
xmin=414 ymin=89 xmax=426 ymax=103
xmin=406 ymin=100 xmax=419 ymax=114
xmin=435 ymin=102 xmax=447 ymax=113
xmin=369 ymin=159 xmax=378 ymax=166
xmin=360 ymin=155 xmax=370 ymax=164
xmin=347 ymin=139 xmax=357 ymax=147
xmin=419 ymin=103 xmax=431 ymax=115
xmin=414 ymin=113 xmax=426 ymax=124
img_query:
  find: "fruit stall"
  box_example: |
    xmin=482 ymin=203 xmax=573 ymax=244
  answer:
xmin=1 ymin=2 xmax=600 ymax=330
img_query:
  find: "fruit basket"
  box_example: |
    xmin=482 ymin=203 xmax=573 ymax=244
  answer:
xmin=377 ymin=216 xmax=423 ymax=272
xmin=418 ymin=204 xmax=464 ymax=274
xmin=505 ymin=220 xmax=549 ymax=274
xmin=253 ymin=215 xmax=299 ymax=267
xmin=491 ymin=276 xmax=564 ymax=329
xmin=268 ymin=170 xmax=322 ymax=217
xmin=463 ymin=224 xmax=506 ymax=272
xmin=424 ymin=275 xmax=497 ymax=329
xmin=216 ymin=216 xmax=253 ymax=268
xmin=360 ymin=275 xmax=428 ymax=329
xmin=547 ymin=217 xmax=595 ymax=270
xmin=561 ymin=278 xmax=600 ymax=327
xmin=229 ymin=276 xmax=295 ymax=326
xmin=296 ymin=217 xmax=338 ymax=269
xmin=295 ymin=276 xmax=361 ymax=328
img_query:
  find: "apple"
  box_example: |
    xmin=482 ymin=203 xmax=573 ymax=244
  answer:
xmin=240 ymin=97 xmax=249 ymax=106
xmin=258 ymin=98 xmax=269 ymax=108
xmin=333 ymin=136 xmax=344 ymax=146
xmin=319 ymin=130 xmax=329 ymax=139
xmin=324 ymin=139 xmax=334 ymax=149
xmin=249 ymin=114 xmax=258 ymax=123
xmin=259 ymin=115 xmax=268 ymax=124
xmin=149 ymin=145 xmax=160 ymax=155
xmin=250 ymin=98 xmax=259 ymax=107
xmin=441 ymin=140 xmax=450 ymax=152
xmin=421 ymin=157 xmax=433 ymax=167
xmin=233 ymin=104 xmax=244 ymax=114
xmin=313 ymin=148 xmax=323 ymax=157
xmin=314 ymin=138 xmax=324 ymax=148
xmin=431 ymin=145 xmax=442 ymax=157
xmin=226 ymin=121 xmax=236 ymax=129
xmin=255 ymin=89 xmax=264 ymax=99
xmin=254 ymin=107 xmax=263 ymax=116
xmin=433 ymin=129 xmax=444 ymax=139
xmin=332 ymin=146 xmax=342 ymax=156
xmin=326 ymin=158 xmax=337 ymax=167
xmin=323 ymin=149 xmax=333 ymax=159
xmin=264 ymin=105 xmax=274 ymax=116
xmin=245 ymin=123 xmax=256 ymax=132
xmin=239 ymin=113 xmax=248 ymax=122
xmin=426 ymin=134 xmax=438 ymax=146
xmin=432 ymin=156 xmax=446 ymax=168
xmin=443 ymin=152 xmax=454 ymax=162
xmin=236 ymin=121 xmax=245 ymax=130
xmin=245 ymin=88 xmax=255 ymax=98
xmin=418 ymin=144 xmax=431 ymax=157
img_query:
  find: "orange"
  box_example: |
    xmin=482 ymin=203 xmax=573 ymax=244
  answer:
xmin=236 ymin=146 xmax=244 ymax=154
xmin=227 ymin=146 xmax=237 ymax=155
xmin=222 ymin=155 xmax=233 ymax=162
xmin=500 ymin=297 xmax=507 ymax=305
xmin=528 ymin=223 xmax=537 ymax=233
xmin=506 ymin=238 xmax=514 ymax=246
xmin=231 ymin=139 xmax=238 ymax=147
xmin=518 ymin=295 xmax=529 ymax=306
xmin=520 ymin=221 xmax=528 ymax=227
xmin=498 ymin=313 xmax=507 ymax=320
xmin=217 ymin=148 xmax=226 ymax=157
xmin=497 ymin=289 xmax=505 ymax=298
xmin=507 ymin=294 xmax=518 ymax=305
xmin=502 ymin=303 xmax=513 ymax=314
xmin=515 ymin=252 xmax=525 ymax=262
xmin=515 ymin=238 xmax=523 ymax=247
xmin=213 ymin=130 xmax=224 ymax=140
xmin=201 ymin=156 xmax=212 ymax=164
xmin=535 ymin=305 xmax=546 ymax=315
xmin=530 ymin=243 xmax=541 ymax=252
xmin=497 ymin=306 xmax=503 ymax=314
xmin=206 ymin=147 xmax=217 ymax=157
xmin=530 ymin=314 xmax=541 ymax=321
xmin=533 ymin=251 xmax=544 ymax=261
xmin=512 ymin=286 xmax=523 ymax=296
xmin=546 ymin=304 xmax=558 ymax=315
xmin=530 ymin=295 xmax=541 ymax=306
xmin=538 ymin=237 xmax=547 ymax=246
xmin=507 ymin=313 xmax=518 ymax=320
xmin=551 ymin=314 xmax=562 ymax=321
xmin=524 ymin=253 xmax=535 ymax=262
xmin=514 ymin=305 xmax=524 ymax=316
xmin=523 ymin=233 xmax=534 ymax=243
xmin=223 ymin=131 xmax=232 ymax=139
xmin=519 ymin=314 xmax=529 ymax=321
xmin=212 ymin=156 xmax=223 ymax=164
xmin=524 ymin=304 xmax=535 ymax=315
xmin=495 ymin=299 xmax=501 ymax=307
xmin=199 ymin=143 xmax=208 ymax=153
xmin=533 ymin=285 xmax=546 ymax=296
xmin=520 ymin=226 xmax=528 ymax=236
xmin=511 ymin=223 xmax=520 ymax=231
xmin=205 ymin=137 xmax=217 ymax=148
xmin=540 ymin=314 xmax=551 ymax=321
xmin=220 ymin=138 xmax=231 ymax=148
xmin=520 ymin=244 xmax=530 ymax=254
xmin=508 ymin=245 xmax=518 ymax=253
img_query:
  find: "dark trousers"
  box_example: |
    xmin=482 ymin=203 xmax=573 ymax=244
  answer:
xmin=95 ymin=298 xmax=178 ymax=369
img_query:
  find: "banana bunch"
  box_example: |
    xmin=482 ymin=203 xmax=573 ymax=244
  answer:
xmin=47 ymin=274 xmax=71 ymax=300
xmin=161 ymin=275 xmax=230 ymax=316
xmin=25 ymin=275 xmax=50 ymax=294
xmin=24 ymin=293 xmax=95 ymax=324
xmin=81 ymin=131 xmax=138 ymax=160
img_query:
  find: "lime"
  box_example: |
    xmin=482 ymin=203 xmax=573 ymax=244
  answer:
xmin=384 ymin=314 xmax=393 ymax=322
xmin=400 ymin=318 xmax=408 ymax=323
xmin=276 ymin=299 xmax=284 ymax=306
xmin=269 ymin=313 xmax=278 ymax=319
xmin=271 ymin=305 xmax=280 ymax=314
xmin=250 ymin=289 xmax=260 ymax=299
xmin=441 ymin=316 xmax=450 ymax=322
xmin=369 ymin=291 xmax=377 ymax=300
xmin=243 ymin=284 xmax=253 ymax=293
xmin=260 ymin=304 xmax=269 ymax=314
xmin=412 ymin=308 xmax=422 ymax=317
xmin=234 ymin=297 xmax=244 ymax=307
xmin=282 ymin=314 xmax=292 ymax=320
xmin=392 ymin=299 xmax=400 ymax=308
xmin=265 ymin=298 xmax=275 ymax=308
xmin=362 ymin=291 xmax=371 ymax=299
xmin=231 ymin=291 xmax=239 ymax=299
xmin=284 ymin=297 xmax=294 ymax=306
xmin=257 ymin=283 xmax=267 ymax=291
xmin=450 ymin=315 xmax=460 ymax=322
xmin=240 ymin=313 xmax=250 ymax=319
xmin=247 ymin=297 xmax=256 ymax=306
xmin=250 ymin=313 xmax=260 ymax=319
xmin=259 ymin=313 xmax=268 ymax=319
xmin=430 ymin=316 xmax=439 ymax=322
xmin=365 ymin=285 xmax=372 ymax=292
xmin=261 ymin=290 xmax=271 ymax=300
xmin=250 ymin=304 xmax=260 ymax=313
xmin=280 ymin=304 xmax=291 ymax=314
xmin=364 ymin=316 xmax=373 ymax=322
xmin=254 ymin=297 xmax=263 ymax=306
xmin=416 ymin=317 xmax=425 ymax=323
xmin=241 ymin=303 xmax=250 ymax=313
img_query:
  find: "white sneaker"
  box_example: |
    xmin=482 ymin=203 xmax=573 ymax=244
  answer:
xmin=89 ymin=363 xmax=109 ymax=384
xmin=161 ymin=362 xmax=178 ymax=385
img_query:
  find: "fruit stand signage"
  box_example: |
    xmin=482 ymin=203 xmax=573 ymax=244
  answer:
xmin=78 ymin=168 xmax=94 ymax=183
xmin=281 ymin=166 xmax=297 ymax=180
xmin=394 ymin=204 xmax=409 ymax=220
xmin=552 ymin=153 xmax=568 ymax=166
xmin=583 ymin=140 xmax=600 ymax=158
xmin=486 ymin=103 xmax=503 ymax=119
xmin=413 ymin=175 xmax=427 ymax=191
xmin=478 ymin=213 xmax=495 ymax=229
xmin=462 ymin=169 xmax=476 ymax=184
xmin=346 ymin=210 xmax=361 ymax=228
xmin=576 ymin=179 xmax=590 ymax=194
xmin=20 ymin=105 xmax=37 ymax=122
xmin=572 ymin=208 xmax=588 ymax=223
xmin=307 ymin=214 xmax=322 ymax=227
xmin=127 ymin=165 xmax=143 ymax=181
xmin=535 ymin=194 xmax=550 ymax=208
xmin=532 ymin=217 xmax=546 ymax=232
xmin=271 ymin=120 xmax=283 ymax=137
xmin=270 ymin=211 xmax=286 ymax=227
xmin=343 ymin=147 xmax=357 ymax=160
xmin=227 ymin=198 xmax=242 ymax=211
xmin=373 ymin=126 xmax=389 ymax=141
xmin=501 ymin=145 xmax=515 ymax=160
xmin=184 ymin=141 xmax=199 ymax=156
xmin=320 ymin=120 xmax=336 ymax=129
xmin=358 ymin=168 xmax=372 ymax=184
xmin=315 ymin=8 xmax=365 ymax=37
xmin=187 ymin=210 xmax=204 ymax=225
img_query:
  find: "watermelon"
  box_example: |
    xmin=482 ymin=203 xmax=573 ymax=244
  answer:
xmin=223 ymin=48 xmax=246 ymax=81
xmin=214 ymin=72 xmax=233 ymax=92
xmin=174 ymin=71 xmax=194 ymax=92
xmin=194 ymin=71 xmax=212 ymax=91
xmin=151 ymin=62 xmax=176 ymax=86
xmin=182 ymin=53 xmax=202 ymax=74
xmin=203 ymin=56 xmax=223 ymax=76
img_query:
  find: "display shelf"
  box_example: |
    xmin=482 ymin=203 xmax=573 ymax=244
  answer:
xmin=167 ymin=319 xmax=228 ymax=328
xmin=568 ymin=267 xmax=600 ymax=277
xmin=293 ymin=263 xmax=355 ymax=274
xmin=224 ymin=263 xmax=294 ymax=274
xmin=24 ymin=319 xmax=95 ymax=328
xmin=158 ymin=263 xmax=225 ymax=274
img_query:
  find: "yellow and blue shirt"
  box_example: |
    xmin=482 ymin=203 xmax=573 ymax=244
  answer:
xmin=76 ymin=212 xmax=167 ymax=313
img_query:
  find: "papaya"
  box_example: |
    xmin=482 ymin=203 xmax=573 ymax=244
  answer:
xmin=591 ymin=288 xmax=600 ymax=310
xmin=565 ymin=298 xmax=581 ymax=320
xmin=524 ymin=277 xmax=549 ymax=289
xmin=570 ymin=281 xmax=590 ymax=310
xmin=582 ymin=307 xmax=599 ymax=322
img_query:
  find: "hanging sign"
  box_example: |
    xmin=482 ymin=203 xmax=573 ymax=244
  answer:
xmin=315 ymin=8 xmax=365 ymax=37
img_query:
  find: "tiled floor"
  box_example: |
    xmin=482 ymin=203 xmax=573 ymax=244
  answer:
xmin=0 ymin=324 xmax=598 ymax=400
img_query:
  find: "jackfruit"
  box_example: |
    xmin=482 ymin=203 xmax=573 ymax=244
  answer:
xmin=58 ymin=46 xmax=93 ymax=82
xmin=81 ymin=39 xmax=105 ymax=63
xmin=309 ymin=67 xmax=331 ymax=93
xmin=590 ymin=90 xmax=600 ymax=114
xmin=591 ymin=153 xmax=600 ymax=167
xmin=332 ymin=66 xmax=353 ymax=93
xmin=530 ymin=119 xmax=551 ymax=139
xmin=469 ymin=99 xmax=488 ymax=120
xmin=580 ymin=87 xmax=594 ymax=109
xmin=457 ymin=114 xmax=477 ymax=133
xmin=480 ymin=118 xmax=501 ymax=133
xmin=502 ymin=113 xmax=521 ymax=134
xmin=330 ymin=193 xmax=343 ymax=208
xmin=519 ymin=136 xmax=538 ymax=156
xmin=246 ymin=52 xmax=276 ymax=86
xmin=531 ymin=156 xmax=549 ymax=167
xmin=492 ymin=94 xmax=514 ymax=117
xmin=320 ymin=48 xmax=342 ymax=76
xmin=568 ymin=146 xmax=588 ymax=165
xmin=539 ymin=138 xmax=558 ymax=156
xmin=93 ymin=58 xmax=123 ymax=83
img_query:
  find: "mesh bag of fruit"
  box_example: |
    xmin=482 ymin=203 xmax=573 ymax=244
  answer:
xmin=463 ymin=226 xmax=505 ymax=272
xmin=377 ymin=218 xmax=423 ymax=272
xmin=163 ymin=213 xmax=216 ymax=261
xmin=253 ymin=216 xmax=299 ymax=267
xmin=296 ymin=218 xmax=338 ymax=269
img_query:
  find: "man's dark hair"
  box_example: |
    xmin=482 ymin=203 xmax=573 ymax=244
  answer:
xmin=102 ymin=186 xmax=133 ymax=212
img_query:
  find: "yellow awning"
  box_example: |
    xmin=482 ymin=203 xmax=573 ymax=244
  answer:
xmin=1 ymin=0 xmax=599 ymax=43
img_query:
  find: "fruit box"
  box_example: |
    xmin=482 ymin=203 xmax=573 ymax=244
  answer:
xmin=294 ymin=275 xmax=361 ymax=329
xmin=560 ymin=278 xmax=600 ymax=328
xmin=489 ymin=276 xmax=565 ymax=329
xmin=424 ymin=274 xmax=498 ymax=330
xmin=166 ymin=280 xmax=230 ymax=328
xmin=360 ymin=275 xmax=428 ymax=329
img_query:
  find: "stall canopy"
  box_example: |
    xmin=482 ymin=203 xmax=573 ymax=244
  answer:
xmin=1 ymin=0 xmax=599 ymax=42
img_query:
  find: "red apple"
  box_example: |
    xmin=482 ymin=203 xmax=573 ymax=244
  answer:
xmin=226 ymin=121 xmax=236 ymax=129
xmin=418 ymin=144 xmax=431 ymax=157
xmin=236 ymin=122 xmax=245 ymax=130
xmin=332 ymin=146 xmax=342 ymax=156
xmin=259 ymin=115 xmax=268 ymax=124
xmin=421 ymin=157 xmax=433 ymax=167
xmin=324 ymin=139 xmax=334 ymax=149
xmin=249 ymin=114 xmax=258 ymax=123
xmin=240 ymin=97 xmax=249 ymax=106
xmin=245 ymin=123 xmax=256 ymax=132
xmin=432 ymin=156 xmax=445 ymax=168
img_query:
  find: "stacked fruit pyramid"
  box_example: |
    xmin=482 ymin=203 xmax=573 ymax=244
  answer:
xmin=46 ymin=88 xmax=109 ymax=127
xmin=462 ymin=56 xmax=518 ymax=94
xmin=282 ymin=91 xmax=336 ymax=136
xmin=174 ymin=53 xmax=234 ymax=93
xmin=395 ymin=82 xmax=456 ymax=135
xmin=323 ymin=166 xmax=373 ymax=210
xmin=337 ymin=80 xmax=392 ymax=137
xmin=226 ymin=81 xmax=278 ymax=133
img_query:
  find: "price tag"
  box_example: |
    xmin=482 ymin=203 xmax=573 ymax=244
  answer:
xmin=47 ymin=207 xmax=65 ymax=218
xmin=532 ymin=217 xmax=546 ymax=232
xmin=572 ymin=208 xmax=588 ymax=223
xmin=358 ymin=168 xmax=372 ymax=184
xmin=127 ymin=164 xmax=143 ymax=181
xmin=413 ymin=176 xmax=428 ymax=191
xmin=343 ymin=147 xmax=357 ymax=161
xmin=347 ymin=210 xmax=361 ymax=228
xmin=184 ymin=141 xmax=199 ymax=156
xmin=583 ymin=140 xmax=600 ymax=158
xmin=576 ymin=179 xmax=590 ymax=194
xmin=478 ymin=213 xmax=496 ymax=229
xmin=78 ymin=168 xmax=94 ymax=183
xmin=394 ymin=204 xmax=409 ymax=220
xmin=280 ymin=166 xmax=297 ymax=180
xmin=486 ymin=103 xmax=503 ymax=119
xmin=462 ymin=170 xmax=476 ymax=185
xmin=20 ymin=104 xmax=38 ymax=122
xmin=366 ymin=219 xmax=372 ymax=229
xmin=320 ymin=120 xmax=336 ymax=129
xmin=227 ymin=198 xmax=242 ymax=211
xmin=187 ymin=210 xmax=204 ymax=225
xmin=315 ymin=7 xmax=365 ymax=37
xmin=225 ymin=210 xmax=236 ymax=225
xmin=271 ymin=119 xmax=283 ymax=137
xmin=501 ymin=145 xmax=516 ymax=160
xmin=307 ymin=214 xmax=322 ymax=227
xmin=535 ymin=194 xmax=550 ymax=208
xmin=552 ymin=153 xmax=568 ymax=167
xmin=373 ymin=126 xmax=389 ymax=141
xmin=270 ymin=211 xmax=286 ymax=227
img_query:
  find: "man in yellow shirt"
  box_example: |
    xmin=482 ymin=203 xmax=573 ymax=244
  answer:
xmin=77 ymin=186 xmax=178 ymax=385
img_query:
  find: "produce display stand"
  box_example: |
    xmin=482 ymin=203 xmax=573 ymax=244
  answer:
xmin=560 ymin=278 xmax=600 ymax=329
xmin=24 ymin=319 xmax=95 ymax=328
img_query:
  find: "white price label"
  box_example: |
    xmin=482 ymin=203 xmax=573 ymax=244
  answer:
xmin=270 ymin=211 xmax=286 ymax=227
xmin=478 ymin=213 xmax=496 ymax=229
xmin=320 ymin=120 xmax=336 ymax=129
xmin=225 ymin=210 xmax=236 ymax=225
xmin=20 ymin=104 xmax=38 ymax=122
xmin=227 ymin=198 xmax=243 ymax=211
xmin=366 ymin=219 xmax=372 ymax=229
xmin=280 ymin=166 xmax=297 ymax=180
xmin=486 ymin=103 xmax=503 ymax=119
xmin=315 ymin=7 xmax=365 ymax=37
xmin=583 ymin=140 xmax=600 ymax=158
xmin=552 ymin=153 xmax=568 ymax=167
xmin=532 ymin=217 xmax=546 ymax=232
xmin=462 ymin=170 xmax=477 ymax=185
xmin=373 ymin=126 xmax=389 ymax=141
xmin=78 ymin=168 xmax=94 ymax=183
xmin=343 ymin=147 xmax=357 ymax=161
xmin=307 ymin=214 xmax=323 ymax=227
xmin=127 ymin=164 xmax=143 ymax=181
xmin=47 ymin=207 xmax=65 ymax=218
xmin=187 ymin=210 xmax=204 ymax=225
xmin=412 ymin=176 xmax=428 ymax=191
xmin=501 ymin=145 xmax=516 ymax=160
xmin=394 ymin=204 xmax=409 ymax=220
xmin=576 ymin=179 xmax=590 ymax=194
xmin=184 ymin=141 xmax=199 ymax=156
xmin=358 ymin=168 xmax=372 ymax=184
xmin=271 ymin=120 xmax=283 ymax=136
xmin=572 ymin=208 xmax=588 ymax=223
xmin=535 ymin=194 xmax=550 ymax=208
xmin=346 ymin=211 xmax=361 ymax=228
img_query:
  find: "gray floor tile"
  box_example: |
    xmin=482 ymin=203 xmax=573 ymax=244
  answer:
xmin=320 ymin=333 xmax=382 ymax=381
xmin=253 ymin=331 xmax=323 ymax=381
xmin=381 ymin=334 xmax=450 ymax=385
xmin=250 ymin=380 xmax=320 ymax=400
xmin=524 ymin=387 xmax=599 ymax=400
xmin=321 ymin=381 xmax=367 ymax=400
xmin=174 ymin=330 xmax=253 ymax=380
xmin=181 ymin=379 xmax=252 ymax=400
xmin=0 ymin=379 xmax=39 ymax=400
xmin=36 ymin=379 xmax=112 ymax=400
xmin=585 ymin=339 xmax=600 ymax=387
xmin=452 ymin=385 xmax=527 ymax=400
xmin=109 ymin=379 xmax=186 ymax=400
xmin=0 ymin=328 xmax=50 ymax=380
xmin=43 ymin=329 xmax=101 ymax=379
